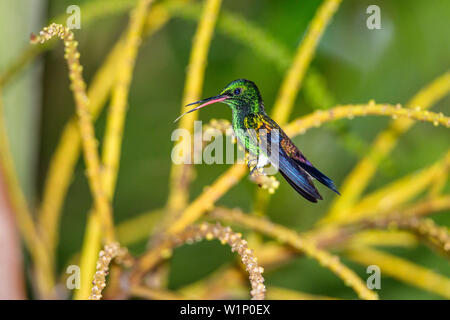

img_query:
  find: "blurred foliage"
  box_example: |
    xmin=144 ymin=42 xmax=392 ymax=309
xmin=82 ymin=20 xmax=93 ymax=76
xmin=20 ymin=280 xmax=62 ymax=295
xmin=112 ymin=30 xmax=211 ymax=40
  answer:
xmin=1 ymin=0 xmax=449 ymax=299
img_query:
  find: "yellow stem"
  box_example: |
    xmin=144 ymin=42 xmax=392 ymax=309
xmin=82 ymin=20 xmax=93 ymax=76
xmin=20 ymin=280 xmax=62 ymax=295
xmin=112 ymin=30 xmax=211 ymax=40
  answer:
xmin=326 ymin=214 xmax=450 ymax=256
xmin=210 ymin=208 xmax=377 ymax=300
xmin=321 ymin=150 xmax=450 ymax=224
xmin=130 ymin=285 xmax=185 ymax=300
xmin=73 ymin=212 xmax=103 ymax=299
xmin=75 ymin=0 xmax=154 ymax=300
xmin=179 ymin=266 xmax=247 ymax=299
xmin=348 ymin=230 xmax=418 ymax=248
xmin=39 ymin=0 xmax=171 ymax=271
xmin=39 ymin=38 xmax=124 ymax=257
xmin=167 ymin=164 xmax=247 ymax=234
xmin=284 ymin=103 xmax=450 ymax=136
xmin=267 ymin=286 xmax=338 ymax=300
xmin=323 ymin=71 xmax=450 ymax=224
xmin=345 ymin=246 xmax=450 ymax=299
xmin=167 ymin=0 xmax=223 ymax=213
xmin=32 ymin=24 xmax=115 ymax=242
xmin=135 ymin=222 xmax=266 ymax=300
xmin=0 ymin=90 xmax=54 ymax=298
xmin=399 ymin=195 xmax=450 ymax=217
xmin=271 ymin=0 xmax=342 ymax=125
xmin=428 ymin=155 xmax=449 ymax=197
xmin=110 ymin=194 xmax=450 ymax=255
xmin=300 ymin=194 xmax=450 ymax=251
xmin=393 ymin=218 xmax=450 ymax=255
xmin=101 ymin=0 xmax=154 ymax=197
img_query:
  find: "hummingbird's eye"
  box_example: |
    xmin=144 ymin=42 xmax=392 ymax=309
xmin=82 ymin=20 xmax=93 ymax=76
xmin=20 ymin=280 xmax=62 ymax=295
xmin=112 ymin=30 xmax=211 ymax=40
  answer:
xmin=233 ymin=88 xmax=242 ymax=95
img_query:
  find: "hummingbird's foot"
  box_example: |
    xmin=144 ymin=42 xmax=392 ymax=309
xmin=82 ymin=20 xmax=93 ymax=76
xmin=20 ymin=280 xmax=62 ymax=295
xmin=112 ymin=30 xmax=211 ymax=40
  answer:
xmin=249 ymin=162 xmax=267 ymax=177
xmin=249 ymin=170 xmax=280 ymax=194
xmin=246 ymin=158 xmax=262 ymax=176
xmin=246 ymin=157 xmax=258 ymax=169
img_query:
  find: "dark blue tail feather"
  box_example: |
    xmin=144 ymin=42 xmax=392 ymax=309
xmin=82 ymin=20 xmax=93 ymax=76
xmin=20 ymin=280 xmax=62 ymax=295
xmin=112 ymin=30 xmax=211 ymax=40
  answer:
xmin=294 ymin=161 xmax=340 ymax=195
xmin=279 ymin=170 xmax=320 ymax=202
xmin=277 ymin=149 xmax=323 ymax=202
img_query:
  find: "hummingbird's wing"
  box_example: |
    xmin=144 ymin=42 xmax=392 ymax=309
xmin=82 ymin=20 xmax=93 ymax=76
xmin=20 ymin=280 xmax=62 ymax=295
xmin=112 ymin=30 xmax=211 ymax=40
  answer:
xmin=279 ymin=130 xmax=340 ymax=195
xmin=243 ymin=114 xmax=323 ymax=202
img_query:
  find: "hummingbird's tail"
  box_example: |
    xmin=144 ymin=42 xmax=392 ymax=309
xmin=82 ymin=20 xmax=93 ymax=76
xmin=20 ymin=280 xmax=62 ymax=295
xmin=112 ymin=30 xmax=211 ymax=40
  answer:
xmin=293 ymin=160 xmax=340 ymax=195
xmin=277 ymin=150 xmax=323 ymax=203
xmin=279 ymin=170 xmax=322 ymax=203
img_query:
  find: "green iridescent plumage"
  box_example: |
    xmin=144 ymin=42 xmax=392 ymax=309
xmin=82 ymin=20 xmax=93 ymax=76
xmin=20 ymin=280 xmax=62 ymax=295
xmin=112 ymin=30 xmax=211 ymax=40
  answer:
xmin=178 ymin=79 xmax=340 ymax=202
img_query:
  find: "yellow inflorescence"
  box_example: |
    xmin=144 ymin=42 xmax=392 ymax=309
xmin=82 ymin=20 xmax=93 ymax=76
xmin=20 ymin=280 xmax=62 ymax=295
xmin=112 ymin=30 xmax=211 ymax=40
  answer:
xmin=39 ymin=38 xmax=124 ymax=254
xmin=250 ymin=173 xmax=280 ymax=194
xmin=132 ymin=222 xmax=266 ymax=300
xmin=210 ymin=208 xmax=378 ymax=300
xmin=89 ymin=242 xmax=132 ymax=300
xmin=31 ymin=23 xmax=115 ymax=242
xmin=168 ymin=222 xmax=266 ymax=300
xmin=285 ymin=103 xmax=450 ymax=136
xmin=400 ymin=218 xmax=450 ymax=253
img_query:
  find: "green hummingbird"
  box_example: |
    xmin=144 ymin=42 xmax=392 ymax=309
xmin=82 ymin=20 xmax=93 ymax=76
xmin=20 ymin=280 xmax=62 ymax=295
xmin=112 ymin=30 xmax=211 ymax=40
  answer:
xmin=175 ymin=79 xmax=340 ymax=202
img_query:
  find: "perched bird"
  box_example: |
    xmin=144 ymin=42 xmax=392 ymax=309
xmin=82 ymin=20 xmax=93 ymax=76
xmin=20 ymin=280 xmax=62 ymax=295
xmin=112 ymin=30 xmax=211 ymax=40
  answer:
xmin=175 ymin=79 xmax=340 ymax=202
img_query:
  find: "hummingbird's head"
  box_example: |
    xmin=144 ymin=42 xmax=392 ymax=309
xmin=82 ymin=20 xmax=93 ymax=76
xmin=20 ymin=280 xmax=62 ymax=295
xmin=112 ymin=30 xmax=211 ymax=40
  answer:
xmin=174 ymin=79 xmax=264 ymax=123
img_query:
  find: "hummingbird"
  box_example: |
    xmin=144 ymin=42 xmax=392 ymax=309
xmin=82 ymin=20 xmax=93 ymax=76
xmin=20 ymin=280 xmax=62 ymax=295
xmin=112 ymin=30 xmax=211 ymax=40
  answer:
xmin=175 ymin=79 xmax=340 ymax=202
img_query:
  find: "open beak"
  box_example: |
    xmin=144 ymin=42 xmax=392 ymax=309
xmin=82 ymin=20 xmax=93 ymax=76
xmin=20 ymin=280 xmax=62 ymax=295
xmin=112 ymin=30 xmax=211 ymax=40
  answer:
xmin=174 ymin=94 xmax=229 ymax=123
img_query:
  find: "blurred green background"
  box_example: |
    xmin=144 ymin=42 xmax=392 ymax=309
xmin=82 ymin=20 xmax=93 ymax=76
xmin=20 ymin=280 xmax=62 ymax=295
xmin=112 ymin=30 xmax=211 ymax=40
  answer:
xmin=2 ymin=0 xmax=449 ymax=299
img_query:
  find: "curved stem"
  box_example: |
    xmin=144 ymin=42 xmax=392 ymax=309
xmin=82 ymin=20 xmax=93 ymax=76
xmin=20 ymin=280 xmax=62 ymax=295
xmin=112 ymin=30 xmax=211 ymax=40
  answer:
xmin=133 ymin=222 xmax=266 ymax=300
xmin=209 ymin=208 xmax=378 ymax=300
xmin=323 ymin=71 xmax=450 ymax=224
